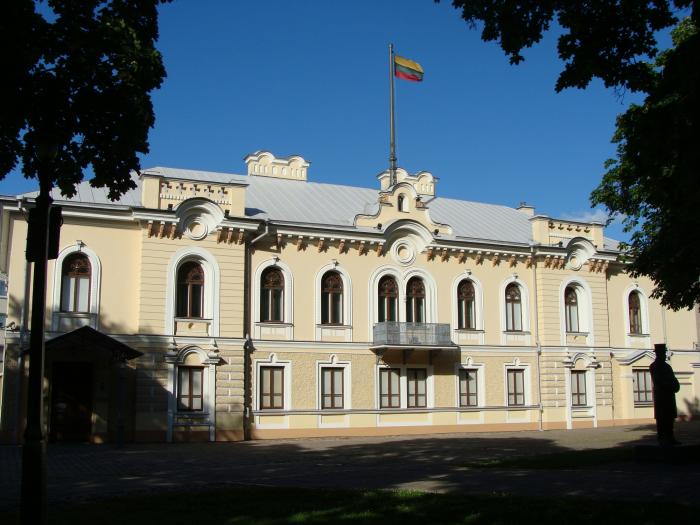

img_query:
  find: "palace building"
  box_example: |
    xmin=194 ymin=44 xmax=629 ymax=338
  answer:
xmin=0 ymin=151 xmax=698 ymax=443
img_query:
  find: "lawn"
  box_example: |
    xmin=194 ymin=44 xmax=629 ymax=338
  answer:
xmin=2 ymin=486 xmax=696 ymax=524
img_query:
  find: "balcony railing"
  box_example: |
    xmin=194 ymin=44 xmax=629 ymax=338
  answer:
xmin=373 ymin=322 xmax=454 ymax=347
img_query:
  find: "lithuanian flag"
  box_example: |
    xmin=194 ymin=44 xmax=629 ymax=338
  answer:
xmin=394 ymin=55 xmax=424 ymax=82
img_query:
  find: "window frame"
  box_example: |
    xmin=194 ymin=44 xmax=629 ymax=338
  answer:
xmin=379 ymin=367 xmax=401 ymax=408
xmin=60 ymin=253 xmax=92 ymax=313
xmin=564 ymin=286 xmax=580 ymax=333
xmin=406 ymin=368 xmax=427 ymax=408
xmin=570 ymin=370 xmax=587 ymax=407
xmin=506 ymin=368 xmax=526 ymax=406
xmin=628 ymin=291 xmax=643 ymax=335
xmin=177 ymin=366 xmax=205 ymax=412
xmin=378 ymin=275 xmax=398 ymax=323
xmin=632 ymin=368 xmax=653 ymax=404
xmin=457 ymin=279 xmax=476 ymax=330
xmin=320 ymin=271 xmax=343 ymax=325
xmin=459 ymin=368 xmax=479 ymax=407
xmin=176 ymin=261 xmax=205 ymax=319
xmin=320 ymin=366 xmax=344 ymax=409
xmin=505 ymin=283 xmax=523 ymax=332
xmin=260 ymin=267 xmax=285 ymax=323
xmin=259 ymin=365 xmax=285 ymax=410
xmin=405 ymin=277 xmax=426 ymax=323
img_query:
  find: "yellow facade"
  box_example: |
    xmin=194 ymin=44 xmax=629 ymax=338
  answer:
xmin=0 ymin=151 xmax=698 ymax=443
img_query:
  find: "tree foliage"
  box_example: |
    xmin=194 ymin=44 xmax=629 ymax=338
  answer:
xmin=0 ymin=0 xmax=169 ymax=200
xmin=444 ymin=0 xmax=699 ymax=309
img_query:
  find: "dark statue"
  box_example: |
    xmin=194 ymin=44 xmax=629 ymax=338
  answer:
xmin=649 ymin=343 xmax=680 ymax=447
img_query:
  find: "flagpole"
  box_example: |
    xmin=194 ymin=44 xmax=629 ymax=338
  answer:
xmin=389 ymin=43 xmax=397 ymax=186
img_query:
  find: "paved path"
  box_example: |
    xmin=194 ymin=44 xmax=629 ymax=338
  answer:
xmin=2 ymin=423 xmax=699 ymax=510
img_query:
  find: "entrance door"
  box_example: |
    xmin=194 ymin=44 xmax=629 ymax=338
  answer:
xmin=50 ymin=362 xmax=94 ymax=442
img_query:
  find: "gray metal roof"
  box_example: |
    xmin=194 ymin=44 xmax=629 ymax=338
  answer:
xmin=17 ymin=166 xmax=612 ymax=248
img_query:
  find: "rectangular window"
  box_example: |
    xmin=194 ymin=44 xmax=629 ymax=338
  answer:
xmin=379 ymin=368 xmax=400 ymax=408
xmin=61 ymin=276 xmax=90 ymax=313
xmin=379 ymin=297 xmax=397 ymax=322
xmin=566 ymin=303 xmax=579 ymax=333
xmin=633 ymin=369 xmax=653 ymax=404
xmin=406 ymin=368 xmax=427 ymax=408
xmin=321 ymin=367 xmax=344 ymax=409
xmin=177 ymin=367 xmax=203 ymax=411
xmin=571 ymin=370 xmax=587 ymax=406
xmin=459 ymin=369 xmax=478 ymax=407
xmin=507 ymin=369 xmax=525 ymax=406
xmin=458 ymin=300 xmax=476 ymax=330
xmin=260 ymin=366 xmax=284 ymax=409
xmin=506 ymin=302 xmax=522 ymax=331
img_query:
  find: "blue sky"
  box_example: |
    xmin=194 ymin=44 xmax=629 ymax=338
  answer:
xmin=2 ymin=0 xmax=653 ymax=241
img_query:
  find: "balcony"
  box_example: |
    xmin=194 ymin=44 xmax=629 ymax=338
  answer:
xmin=372 ymin=322 xmax=455 ymax=349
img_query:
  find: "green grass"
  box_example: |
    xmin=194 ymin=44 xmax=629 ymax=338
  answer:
xmin=467 ymin=447 xmax=635 ymax=469
xmin=1 ymin=486 xmax=696 ymax=525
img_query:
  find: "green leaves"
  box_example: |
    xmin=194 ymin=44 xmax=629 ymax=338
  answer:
xmin=591 ymin=16 xmax=700 ymax=309
xmin=0 ymin=0 xmax=170 ymax=200
xmin=444 ymin=1 xmax=700 ymax=309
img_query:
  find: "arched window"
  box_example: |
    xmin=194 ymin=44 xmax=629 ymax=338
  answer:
xmin=505 ymin=283 xmax=522 ymax=332
xmin=321 ymin=271 xmax=343 ymax=325
xmin=176 ymin=262 xmax=204 ymax=318
xmin=261 ymin=267 xmax=284 ymax=322
xmin=60 ymin=253 xmax=91 ymax=312
xmin=629 ymin=291 xmax=642 ymax=334
xmin=457 ymin=280 xmax=476 ymax=329
xmin=398 ymin=194 xmax=407 ymax=212
xmin=378 ymin=275 xmax=398 ymax=322
xmin=406 ymin=277 xmax=425 ymax=323
xmin=565 ymin=286 xmax=580 ymax=333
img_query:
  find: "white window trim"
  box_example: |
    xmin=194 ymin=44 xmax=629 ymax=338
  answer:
xmin=503 ymin=358 xmax=532 ymax=407
xmin=563 ymin=354 xmax=598 ymax=429
xmin=454 ymin=356 xmax=486 ymax=409
xmin=314 ymin=263 xmax=353 ymax=341
xmin=253 ymin=258 xmax=294 ymax=339
xmin=559 ymin=277 xmax=594 ymax=346
xmin=451 ymin=272 xmax=485 ymax=341
xmin=165 ymin=345 xmax=218 ymax=442
xmin=375 ymin=363 xmax=434 ymax=410
xmin=51 ymin=244 xmax=101 ymax=331
xmin=623 ymin=284 xmax=651 ymax=348
xmin=499 ymin=277 xmax=531 ymax=345
xmin=253 ymin=353 xmax=292 ymax=412
xmin=368 ymin=266 xmax=402 ymax=334
xmin=402 ymin=268 xmax=437 ymax=324
xmin=165 ymin=246 xmax=220 ymax=337
xmin=315 ymin=355 xmax=352 ymax=411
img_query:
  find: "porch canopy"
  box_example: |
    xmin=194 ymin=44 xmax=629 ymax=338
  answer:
xmin=46 ymin=326 xmax=142 ymax=362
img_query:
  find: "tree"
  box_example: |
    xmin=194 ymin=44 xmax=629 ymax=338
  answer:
xmin=1 ymin=0 xmax=168 ymax=198
xmin=1 ymin=2 xmax=169 ymax=523
xmin=443 ymin=0 xmax=699 ymax=310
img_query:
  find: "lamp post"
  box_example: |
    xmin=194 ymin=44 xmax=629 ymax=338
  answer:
xmin=20 ymin=140 xmax=56 ymax=525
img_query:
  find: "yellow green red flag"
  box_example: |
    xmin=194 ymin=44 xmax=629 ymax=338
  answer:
xmin=394 ymin=55 xmax=424 ymax=82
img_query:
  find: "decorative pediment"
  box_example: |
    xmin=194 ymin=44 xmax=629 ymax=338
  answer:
xmin=617 ymin=350 xmax=656 ymax=366
xmin=354 ymin=180 xmax=451 ymax=236
xmin=140 ymin=169 xmax=247 ymax=217
xmin=377 ymin=167 xmax=437 ymax=196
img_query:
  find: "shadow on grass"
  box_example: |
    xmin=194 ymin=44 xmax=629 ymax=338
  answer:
xmin=2 ymin=486 xmax=699 ymax=525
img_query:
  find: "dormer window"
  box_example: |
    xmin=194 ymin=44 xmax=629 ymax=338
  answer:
xmin=398 ymin=194 xmax=408 ymax=212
